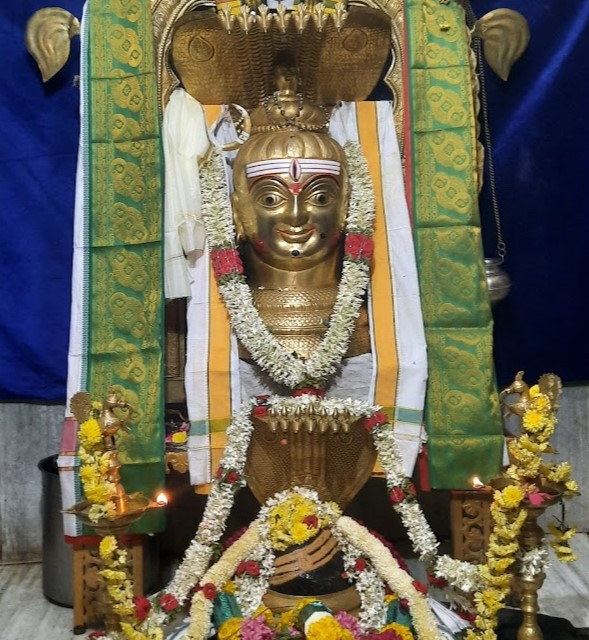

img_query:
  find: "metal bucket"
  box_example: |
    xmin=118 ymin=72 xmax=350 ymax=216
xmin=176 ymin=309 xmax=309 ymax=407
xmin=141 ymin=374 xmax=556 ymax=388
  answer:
xmin=38 ymin=454 xmax=73 ymax=607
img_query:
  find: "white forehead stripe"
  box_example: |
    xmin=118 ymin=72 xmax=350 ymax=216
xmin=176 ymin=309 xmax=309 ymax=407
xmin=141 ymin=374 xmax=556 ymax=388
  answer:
xmin=245 ymin=159 xmax=341 ymax=179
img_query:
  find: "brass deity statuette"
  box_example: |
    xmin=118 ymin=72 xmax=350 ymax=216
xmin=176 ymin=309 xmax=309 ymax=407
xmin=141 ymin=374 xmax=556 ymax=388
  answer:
xmin=231 ymin=54 xmax=370 ymax=361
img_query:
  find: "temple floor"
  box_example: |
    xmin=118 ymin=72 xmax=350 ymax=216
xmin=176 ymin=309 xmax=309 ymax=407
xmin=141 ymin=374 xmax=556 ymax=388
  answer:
xmin=1 ymin=535 xmax=588 ymax=640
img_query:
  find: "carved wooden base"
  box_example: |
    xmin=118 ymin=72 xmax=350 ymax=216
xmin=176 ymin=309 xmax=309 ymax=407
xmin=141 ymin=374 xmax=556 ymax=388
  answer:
xmin=71 ymin=535 xmax=143 ymax=635
xmin=450 ymin=489 xmax=492 ymax=563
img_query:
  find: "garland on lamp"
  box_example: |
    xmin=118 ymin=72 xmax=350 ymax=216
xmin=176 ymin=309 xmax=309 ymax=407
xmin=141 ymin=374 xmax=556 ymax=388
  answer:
xmin=199 ymin=141 xmax=376 ymax=390
xmin=504 ymin=380 xmax=579 ymax=561
xmin=463 ymin=375 xmax=580 ymax=639
xmin=77 ymin=402 xmax=118 ymax=524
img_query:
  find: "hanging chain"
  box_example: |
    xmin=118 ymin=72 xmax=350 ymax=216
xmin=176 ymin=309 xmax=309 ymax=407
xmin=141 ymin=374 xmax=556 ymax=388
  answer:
xmin=464 ymin=0 xmax=507 ymax=263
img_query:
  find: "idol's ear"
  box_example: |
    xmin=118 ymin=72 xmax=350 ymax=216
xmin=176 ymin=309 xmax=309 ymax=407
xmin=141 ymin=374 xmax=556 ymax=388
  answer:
xmin=231 ymin=191 xmax=246 ymax=245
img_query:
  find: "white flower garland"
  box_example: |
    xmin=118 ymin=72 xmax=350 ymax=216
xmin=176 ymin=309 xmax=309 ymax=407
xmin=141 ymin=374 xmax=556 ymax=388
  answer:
xmin=199 ymin=141 xmax=375 ymax=388
xmin=186 ymin=523 xmax=263 ymax=640
xmin=105 ymin=396 xmax=482 ymax=640
xmin=372 ymin=421 xmax=483 ymax=597
xmin=335 ymin=517 xmax=443 ymax=640
xmin=165 ymin=406 xmax=254 ymax=601
xmin=519 ymin=545 xmax=550 ymax=580
xmin=332 ymin=526 xmax=388 ymax=630
xmin=233 ymin=531 xmax=275 ymax=616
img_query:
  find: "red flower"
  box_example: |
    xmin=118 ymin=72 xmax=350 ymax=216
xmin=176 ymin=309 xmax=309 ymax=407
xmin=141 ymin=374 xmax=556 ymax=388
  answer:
xmin=407 ymin=483 xmax=417 ymax=498
xmin=202 ymin=582 xmax=218 ymax=601
xmin=412 ymin=579 xmax=428 ymax=595
xmin=344 ymin=233 xmax=374 ymax=261
xmin=389 ymin=486 xmax=406 ymax=504
xmin=215 ymin=467 xmax=223 ymax=480
xmin=210 ymin=248 xmax=244 ymax=278
xmin=133 ymin=595 xmax=151 ymax=622
xmin=399 ymin=598 xmax=409 ymax=611
xmin=252 ymin=405 xmax=269 ymax=418
xmin=292 ymin=387 xmax=326 ymax=398
xmin=354 ymin=557 xmax=367 ymax=572
xmin=159 ymin=593 xmax=179 ymax=613
xmin=235 ymin=561 xmax=247 ymax=576
xmin=223 ymin=526 xmax=248 ymax=549
xmin=363 ymin=411 xmax=388 ymax=431
xmin=426 ymin=569 xmax=448 ymax=589
xmin=245 ymin=560 xmax=261 ymax=577
xmin=88 ymin=633 xmax=106 ymax=639
xmin=226 ymin=470 xmax=240 ymax=484
xmin=303 ymin=514 xmax=318 ymax=529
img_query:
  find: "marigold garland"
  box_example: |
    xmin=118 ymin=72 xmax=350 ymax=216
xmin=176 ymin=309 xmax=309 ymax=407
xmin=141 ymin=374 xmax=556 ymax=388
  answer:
xmin=466 ymin=373 xmax=580 ymax=639
xmin=78 ymin=405 xmax=118 ymax=524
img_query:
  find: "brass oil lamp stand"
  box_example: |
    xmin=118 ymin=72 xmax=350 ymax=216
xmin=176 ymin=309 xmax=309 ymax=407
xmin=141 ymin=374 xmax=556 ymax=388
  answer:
xmin=513 ymin=506 xmax=547 ymax=640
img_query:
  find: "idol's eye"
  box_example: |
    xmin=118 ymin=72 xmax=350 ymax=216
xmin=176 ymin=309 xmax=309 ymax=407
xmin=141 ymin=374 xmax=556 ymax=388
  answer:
xmin=304 ymin=177 xmax=339 ymax=207
xmin=309 ymin=192 xmax=330 ymax=206
xmin=258 ymin=193 xmax=284 ymax=207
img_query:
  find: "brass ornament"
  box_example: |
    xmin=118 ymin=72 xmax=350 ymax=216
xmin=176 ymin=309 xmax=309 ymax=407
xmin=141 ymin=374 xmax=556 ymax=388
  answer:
xmin=25 ymin=7 xmax=80 ymax=82
xmin=474 ymin=9 xmax=530 ymax=81
xmin=169 ymin=5 xmax=391 ymax=109
xmin=245 ymin=409 xmax=377 ymax=508
xmin=239 ymin=286 xmax=370 ymax=361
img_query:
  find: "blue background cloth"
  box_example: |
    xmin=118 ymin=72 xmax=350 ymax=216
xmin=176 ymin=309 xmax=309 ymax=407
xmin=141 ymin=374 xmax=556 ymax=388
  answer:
xmin=1 ymin=1 xmax=588 ymax=401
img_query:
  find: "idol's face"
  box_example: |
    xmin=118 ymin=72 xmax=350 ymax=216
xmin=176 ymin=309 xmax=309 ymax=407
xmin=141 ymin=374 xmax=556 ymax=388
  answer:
xmin=234 ymin=170 xmax=347 ymax=271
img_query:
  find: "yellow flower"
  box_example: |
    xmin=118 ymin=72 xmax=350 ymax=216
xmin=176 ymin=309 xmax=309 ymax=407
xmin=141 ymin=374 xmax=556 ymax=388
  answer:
xmin=528 ymin=385 xmax=541 ymax=398
xmin=474 ymin=589 xmax=504 ymax=620
xmin=547 ymin=462 xmax=572 ymax=483
xmin=496 ymin=485 xmax=525 ymax=510
xmin=99 ymin=535 xmax=117 ymax=560
xmin=530 ymin=393 xmax=550 ymax=412
xmin=218 ymin=618 xmax=242 ymax=640
xmin=488 ymin=557 xmax=515 ymax=574
xmin=253 ymin=605 xmax=274 ymax=625
xmin=278 ymin=608 xmax=298 ymax=628
xmin=113 ymin=603 xmax=134 ymax=617
xmin=306 ymin=616 xmax=353 ymax=640
xmin=522 ymin=410 xmax=546 ymax=433
xmin=147 ymin=628 xmax=164 ymax=640
xmin=172 ymin=431 xmax=187 ymax=444
xmin=80 ymin=465 xmax=100 ymax=485
xmin=559 ymin=553 xmax=578 ymax=563
xmin=291 ymin=522 xmax=311 ymax=545
xmin=100 ymin=569 xmax=127 ymax=582
xmin=99 ymin=452 xmax=112 ymax=474
xmin=565 ymin=479 xmax=579 ymax=492
xmin=79 ymin=418 xmax=102 ymax=449
xmin=120 ymin=622 xmax=150 ymax=640
xmin=223 ymin=580 xmax=236 ymax=594
xmin=84 ymin=481 xmax=116 ymax=505
xmin=381 ymin=622 xmax=414 ymax=640
xmin=488 ymin=539 xmax=518 ymax=557
xmin=518 ymin=434 xmax=547 ymax=454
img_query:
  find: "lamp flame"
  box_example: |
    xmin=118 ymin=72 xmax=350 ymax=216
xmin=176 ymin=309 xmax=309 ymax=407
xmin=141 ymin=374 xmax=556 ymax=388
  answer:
xmin=470 ymin=475 xmax=485 ymax=490
xmin=156 ymin=492 xmax=168 ymax=506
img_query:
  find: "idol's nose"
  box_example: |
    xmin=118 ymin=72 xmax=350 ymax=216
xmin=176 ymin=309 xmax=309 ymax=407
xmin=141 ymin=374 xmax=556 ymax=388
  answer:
xmin=283 ymin=194 xmax=308 ymax=228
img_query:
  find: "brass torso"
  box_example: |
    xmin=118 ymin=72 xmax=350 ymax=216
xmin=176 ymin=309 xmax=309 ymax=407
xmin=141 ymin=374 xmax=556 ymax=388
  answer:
xmin=238 ymin=285 xmax=371 ymax=362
